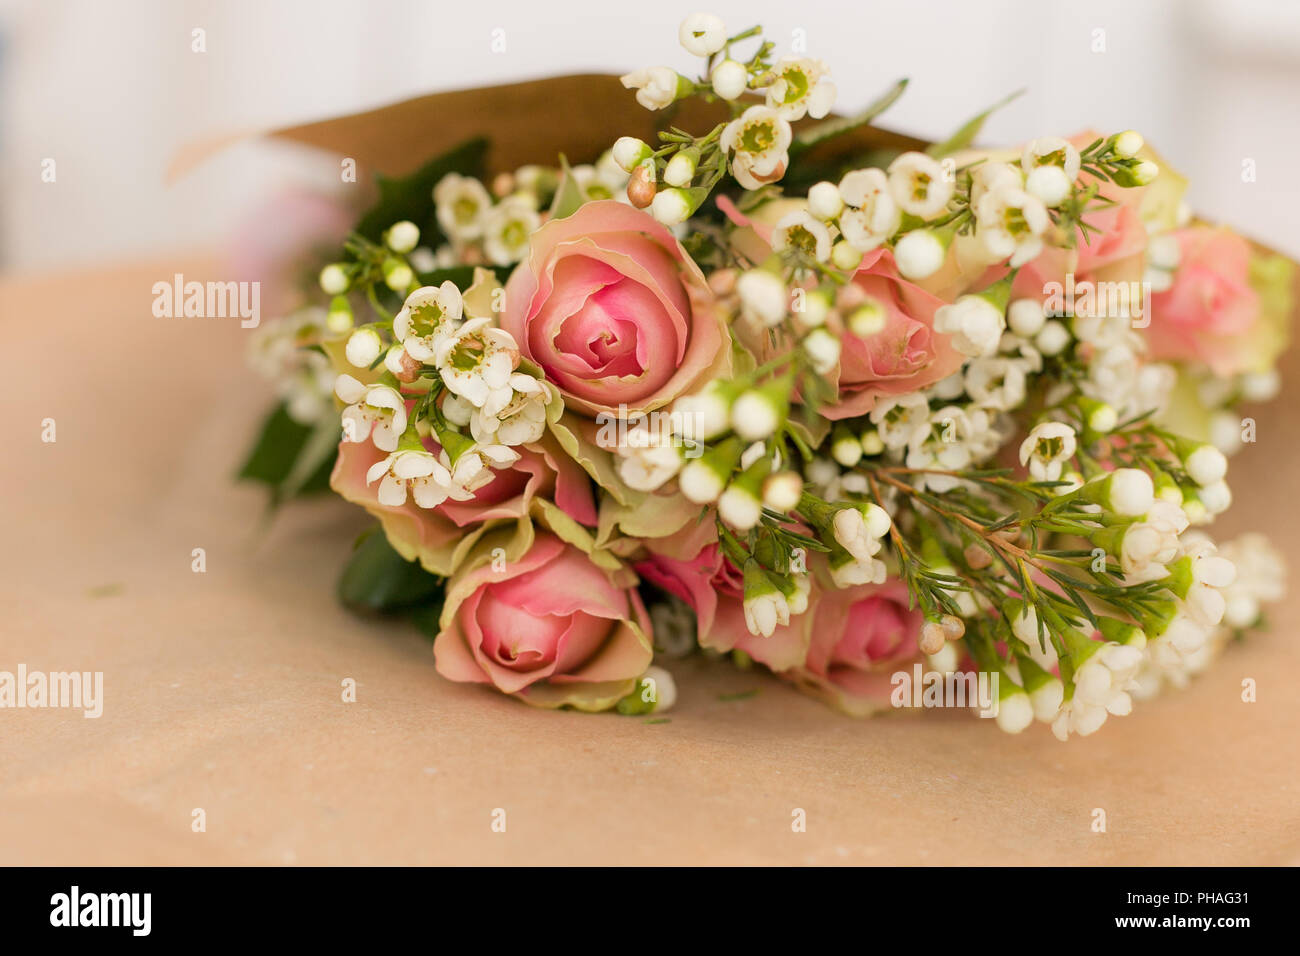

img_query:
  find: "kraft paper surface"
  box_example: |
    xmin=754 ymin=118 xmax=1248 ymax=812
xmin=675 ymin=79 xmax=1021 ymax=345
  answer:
xmin=0 ymin=257 xmax=1297 ymax=865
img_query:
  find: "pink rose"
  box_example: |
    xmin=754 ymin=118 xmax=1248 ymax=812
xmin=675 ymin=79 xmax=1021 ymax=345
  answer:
xmin=1147 ymin=227 xmax=1261 ymax=375
xmin=826 ymin=249 xmax=965 ymax=419
xmin=502 ymin=200 xmax=727 ymax=417
xmin=636 ymin=537 xmax=809 ymax=671
xmin=714 ymin=197 xmax=962 ymax=420
xmin=435 ymin=534 xmax=653 ymax=710
xmin=1012 ymin=202 xmax=1149 ymax=302
xmin=330 ymin=430 xmax=596 ymax=576
xmin=787 ymin=580 xmax=923 ymax=716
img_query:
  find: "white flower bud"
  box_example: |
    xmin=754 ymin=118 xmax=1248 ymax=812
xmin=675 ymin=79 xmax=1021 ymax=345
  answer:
xmin=1011 ymin=604 xmax=1040 ymax=645
xmin=736 ymin=270 xmax=788 ymax=326
xmin=995 ymin=687 xmax=1034 ymax=734
xmin=762 ymin=471 xmax=804 ymax=512
xmin=1209 ymin=411 xmax=1243 ymax=455
xmin=710 ymin=59 xmax=749 ymax=101
xmin=1199 ymin=480 xmax=1232 ymax=515
xmin=1029 ymin=677 xmax=1064 ymax=722
xmin=326 ymin=295 xmax=354 ymax=333
xmin=1114 ymin=130 xmax=1144 ymax=158
xmin=893 ymin=230 xmax=946 ymax=279
xmin=1182 ymin=497 xmax=1208 ymax=524
xmin=345 ymin=328 xmax=383 ymax=369
xmin=612 ymin=136 xmax=653 ymax=173
xmin=860 ymin=430 xmax=884 ymax=456
xmin=383 ymin=260 xmax=413 ymax=292
xmin=642 ymin=665 xmax=678 ymax=712
xmin=663 ymin=151 xmax=697 ymax=188
xmin=831 ymin=430 xmax=863 ymax=467
xmin=680 ymin=459 xmax=725 ymax=504
xmin=1185 ymin=444 xmax=1227 ymax=486
xmin=830 ymin=240 xmax=863 ymax=271
xmin=673 ymin=387 xmax=731 ymax=442
xmin=650 ymin=187 xmax=695 ymax=225
xmin=1240 ymin=369 xmax=1280 ymax=402
xmin=731 ymin=390 xmax=781 ymax=441
xmin=1025 ymin=164 xmax=1072 ymax=207
xmin=798 ymin=288 xmax=832 ymax=327
xmin=802 ymin=327 xmax=841 ymax=374
xmin=1035 ymin=319 xmax=1070 ymax=356
xmin=679 ymin=12 xmax=726 ymax=56
xmin=1087 ymin=402 xmax=1118 ymax=433
xmin=807 ymin=181 xmax=844 ymax=220
xmin=1007 ymin=298 xmax=1046 ymax=337
xmin=848 ymin=298 xmax=887 ymax=337
xmin=1108 ymin=468 xmax=1155 ymax=516
xmin=718 ymin=485 xmax=763 ymax=530
xmin=385 ymin=220 xmax=420 ymax=254
xmin=383 ymin=344 xmax=408 ymax=377
xmin=319 ymin=263 xmax=350 ymax=295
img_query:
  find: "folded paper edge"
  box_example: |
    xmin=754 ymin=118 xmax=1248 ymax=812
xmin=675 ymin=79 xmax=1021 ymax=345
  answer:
xmin=166 ymin=72 xmax=928 ymax=182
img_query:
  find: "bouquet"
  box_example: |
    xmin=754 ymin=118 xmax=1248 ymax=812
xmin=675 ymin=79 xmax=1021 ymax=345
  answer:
xmin=243 ymin=13 xmax=1292 ymax=737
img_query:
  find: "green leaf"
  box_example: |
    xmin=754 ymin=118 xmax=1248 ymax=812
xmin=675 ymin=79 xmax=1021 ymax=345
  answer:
xmin=415 ymin=264 xmax=513 ymax=290
xmin=410 ymin=598 xmax=447 ymax=640
xmin=237 ymin=402 xmax=338 ymax=503
xmin=280 ymin=417 xmax=341 ymax=500
xmin=354 ymin=137 xmax=490 ymax=244
xmin=548 ymin=154 xmax=586 ymax=221
xmin=791 ymin=78 xmax=908 ymax=155
xmin=927 ymin=89 xmax=1025 ymax=159
xmin=337 ymin=527 xmax=444 ymax=613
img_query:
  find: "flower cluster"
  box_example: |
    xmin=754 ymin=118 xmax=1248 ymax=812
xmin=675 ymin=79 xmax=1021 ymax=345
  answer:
xmin=247 ymin=14 xmax=1291 ymax=734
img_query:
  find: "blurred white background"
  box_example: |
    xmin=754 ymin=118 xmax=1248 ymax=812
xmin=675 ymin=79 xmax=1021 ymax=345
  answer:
xmin=1 ymin=0 xmax=1298 ymax=271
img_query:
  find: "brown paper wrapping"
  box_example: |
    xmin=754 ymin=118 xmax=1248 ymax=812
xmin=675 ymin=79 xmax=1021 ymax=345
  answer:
xmin=263 ymin=73 xmax=927 ymax=178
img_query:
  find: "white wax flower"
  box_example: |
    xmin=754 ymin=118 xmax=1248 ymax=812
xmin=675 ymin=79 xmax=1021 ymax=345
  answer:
xmin=433 ymin=173 xmax=492 ymax=242
xmin=721 ymin=105 xmax=792 ymax=190
xmin=335 ymin=375 xmax=408 ymax=453
xmin=765 ymin=57 xmax=836 ymax=120
xmin=886 ymin=152 xmax=953 ymax=219
xmin=934 ymin=295 xmax=1006 ymax=358
xmin=620 ymin=66 xmax=682 ymax=111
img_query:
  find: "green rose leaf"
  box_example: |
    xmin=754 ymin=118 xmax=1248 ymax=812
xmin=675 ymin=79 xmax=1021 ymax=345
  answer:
xmin=338 ymin=526 xmax=445 ymax=612
xmin=791 ymin=77 xmax=908 ymax=156
xmin=237 ymin=402 xmax=337 ymax=505
xmin=548 ymin=154 xmax=587 ymax=221
xmin=409 ymin=598 xmax=447 ymax=640
xmin=354 ymin=137 xmax=490 ymax=244
xmin=927 ymin=89 xmax=1025 ymax=159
